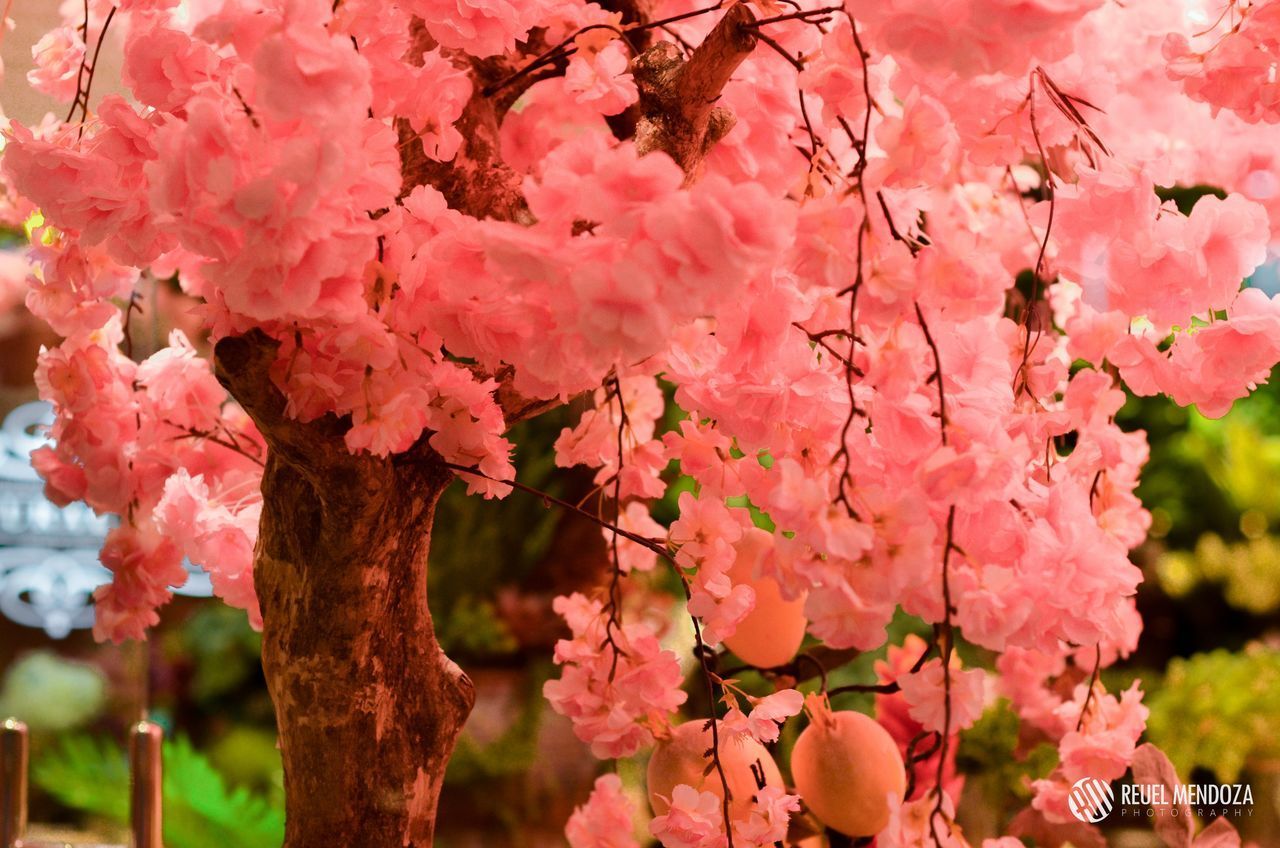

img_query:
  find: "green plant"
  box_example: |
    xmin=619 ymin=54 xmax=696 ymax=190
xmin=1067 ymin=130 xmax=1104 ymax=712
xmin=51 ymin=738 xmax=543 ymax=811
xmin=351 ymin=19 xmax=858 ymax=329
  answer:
xmin=956 ymin=700 xmax=1058 ymax=805
xmin=169 ymin=605 xmax=265 ymax=704
xmin=33 ymin=733 xmax=285 ymax=848
xmin=1145 ymin=646 xmax=1280 ymax=783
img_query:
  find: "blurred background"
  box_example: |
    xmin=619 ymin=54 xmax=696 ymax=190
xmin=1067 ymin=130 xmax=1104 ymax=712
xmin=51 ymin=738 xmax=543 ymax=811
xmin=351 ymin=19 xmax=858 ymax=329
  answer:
xmin=0 ymin=6 xmax=1278 ymax=848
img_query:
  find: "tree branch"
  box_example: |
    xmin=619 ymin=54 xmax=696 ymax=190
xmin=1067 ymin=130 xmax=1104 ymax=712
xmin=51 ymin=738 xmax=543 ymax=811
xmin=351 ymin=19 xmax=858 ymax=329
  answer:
xmin=212 ymin=330 xmax=351 ymax=469
xmin=632 ymin=2 xmax=757 ymax=178
xmin=598 ymin=0 xmax=662 ymax=51
xmin=483 ymin=364 xmax=574 ymax=431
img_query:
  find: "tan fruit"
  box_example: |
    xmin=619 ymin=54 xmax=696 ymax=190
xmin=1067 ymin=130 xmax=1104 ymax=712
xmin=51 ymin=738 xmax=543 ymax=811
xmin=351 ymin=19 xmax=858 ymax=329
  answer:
xmin=647 ymin=720 xmax=784 ymax=819
xmin=791 ymin=709 xmax=906 ymax=836
xmin=722 ymin=528 xmax=808 ymax=668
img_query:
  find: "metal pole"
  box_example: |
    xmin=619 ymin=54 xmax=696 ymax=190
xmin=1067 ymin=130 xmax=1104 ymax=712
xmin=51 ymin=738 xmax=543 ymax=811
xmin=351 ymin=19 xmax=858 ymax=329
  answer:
xmin=1 ymin=719 xmax=27 ymax=848
xmin=128 ymin=721 xmax=163 ymax=848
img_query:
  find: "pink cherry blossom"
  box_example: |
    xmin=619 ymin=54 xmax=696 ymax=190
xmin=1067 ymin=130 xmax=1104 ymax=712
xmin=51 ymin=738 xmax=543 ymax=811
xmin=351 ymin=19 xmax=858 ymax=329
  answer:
xmin=137 ymin=331 xmax=227 ymax=432
xmin=876 ymin=635 xmax=965 ymax=801
xmin=407 ymin=0 xmax=553 ymax=58
xmin=721 ymin=688 xmax=804 ymax=744
xmin=543 ymin=593 xmax=687 ymax=758
xmin=92 ymin=523 xmax=187 ymax=643
xmin=732 ymin=786 xmax=801 ymax=847
xmin=565 ymin=774 xmax=640 ymax=848
xmin=154 ymin=470 xmax=262 ymax=627
xmin=1166 ymin=1 xmax=1280 ymax=124
xmin=565 ymin=41 xmax=638 ymax=117
xmin=649 ymin=784 xmax=726 ymax=848
xmin=897 ymin=659 xmax=988 ymax=735
xmin=27 ymin=26 xmax=85 ymax=102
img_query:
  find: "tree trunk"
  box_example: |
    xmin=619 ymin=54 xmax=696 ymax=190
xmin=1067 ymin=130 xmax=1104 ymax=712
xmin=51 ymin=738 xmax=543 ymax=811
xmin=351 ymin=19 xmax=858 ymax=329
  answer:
xmin=214 ymin=332 xmax=475 ymax=848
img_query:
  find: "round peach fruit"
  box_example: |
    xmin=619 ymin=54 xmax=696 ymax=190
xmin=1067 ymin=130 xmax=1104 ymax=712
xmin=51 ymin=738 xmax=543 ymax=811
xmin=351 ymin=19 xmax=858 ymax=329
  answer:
xmin=647 ymin=719 xmax=784 ymax=820
xmin=790 ymin=708 xmax=906 ymax=836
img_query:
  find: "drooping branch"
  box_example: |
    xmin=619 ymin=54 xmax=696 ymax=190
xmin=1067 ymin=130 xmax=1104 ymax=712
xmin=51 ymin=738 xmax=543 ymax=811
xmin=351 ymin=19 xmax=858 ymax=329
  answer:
xmin=438 ymin=453 xmax=739 ymax=847
xmin=632 ymin=2 xmax=758 ymax=177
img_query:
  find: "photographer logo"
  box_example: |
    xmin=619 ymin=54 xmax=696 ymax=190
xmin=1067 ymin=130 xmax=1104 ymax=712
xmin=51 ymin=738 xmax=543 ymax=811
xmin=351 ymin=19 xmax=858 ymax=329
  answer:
xmin=1069 ymin=777 xmax=1115 ymax=823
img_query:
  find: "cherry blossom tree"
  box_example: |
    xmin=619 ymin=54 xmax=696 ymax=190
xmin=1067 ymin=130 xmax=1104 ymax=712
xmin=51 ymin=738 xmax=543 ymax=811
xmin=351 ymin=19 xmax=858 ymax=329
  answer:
xmin=3 ymin=0 xmax=1279 ymax=846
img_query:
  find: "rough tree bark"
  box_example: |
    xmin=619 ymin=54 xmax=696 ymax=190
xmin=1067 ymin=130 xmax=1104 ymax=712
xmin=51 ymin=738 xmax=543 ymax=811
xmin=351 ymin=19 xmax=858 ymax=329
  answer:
xmin=215 ymin=331 xmax=474 ymax=847
xmin=208 ymin=7 xmax=760 ymax=846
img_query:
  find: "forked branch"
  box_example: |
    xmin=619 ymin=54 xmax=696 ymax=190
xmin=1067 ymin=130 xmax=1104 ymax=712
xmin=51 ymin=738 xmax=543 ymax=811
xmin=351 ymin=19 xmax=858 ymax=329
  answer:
xmin=632 ymin=2 xmax=758 ymax=177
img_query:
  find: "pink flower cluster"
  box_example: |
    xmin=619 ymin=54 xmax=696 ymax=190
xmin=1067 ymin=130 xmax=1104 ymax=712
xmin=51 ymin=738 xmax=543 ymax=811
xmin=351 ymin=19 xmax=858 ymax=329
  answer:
xmin=897 ymin=658 xmax=987 ymax=736
xmin=7 ymin=0 xmax=1280 ymax=842
xmin=407 ymin=0 xmax=558 ymax=58
xmin=543 ymin=593 xmax=687 ymax=759
xmin=566 ymin=774 xmax=640 ymax=848
xmin=669 ymin=493 xmax=758 ymax=646
xmin=1030 ymin=681 xmax=1150 ymax=822
xmin=875 ymin=636 xmax=965 ymax=802
xmin=649 ymin=784 xmax=800 ymax=848
xmin=1166 ymin=0 xmax=1280 ymax=124
xmin=24 ymin=227 xmax=264 ymax=641
xmin=852 ymin=0 xmax=1104 ymax=77
xmin=720 ymin=688 xmax=805 ymax=745
xmin=392 ymin=134 xmax=792 ymax=400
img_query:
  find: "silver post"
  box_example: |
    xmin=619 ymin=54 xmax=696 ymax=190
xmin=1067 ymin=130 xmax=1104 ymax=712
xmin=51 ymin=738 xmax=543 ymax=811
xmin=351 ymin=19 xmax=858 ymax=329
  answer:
xmin=128 ymin=722 xmax=163 ymax=848
xmin=1 ymin=719 xmax=27 ymax=848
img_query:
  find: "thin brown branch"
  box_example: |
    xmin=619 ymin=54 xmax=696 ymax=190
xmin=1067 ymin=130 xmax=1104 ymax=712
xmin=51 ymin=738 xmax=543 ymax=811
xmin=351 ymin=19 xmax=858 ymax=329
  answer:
xmin=438 ymin=460 xmax=670 ymax=558
xmin=169 ymin=423 xmax=266 ymax=467
xmin=685 ymin=596 xmax=737 ymax=848
xmin=746 ymin=6 xmax=841 ymax=28
xmin=482 ymin=2 xmax=729 ymax=98
xmin=751 ymin=28 xmax=804 ymax=71
xmin=1014 ymin=73 xmax=1056 ymax=399
xmin=827 ymin=681 xmax=899 ymax=696
xmin=876 ymin=190 xmax=928 ymax=256
xmin=827 ymin=11 xmax=874 ymax=521
xmin=928 ymin=506 xmax=958 ymax=847
xmin=793 ymin=321 xmax=865 ymax=376
xmin=67 ymin=4 xmax=117 ymax=131
xmin=601 ymin=374 xmax=628 ymax=679
xmin=903 ymin=729 xmax=943 ymax=800
xmin=1075 ymin=644 xmax=1103 ymax=732
xmin=913 ymin=303 xmax=948 ymax=444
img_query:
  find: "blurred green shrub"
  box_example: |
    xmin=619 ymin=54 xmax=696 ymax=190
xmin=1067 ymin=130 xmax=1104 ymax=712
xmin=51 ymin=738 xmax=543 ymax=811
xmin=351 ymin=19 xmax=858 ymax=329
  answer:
xmin=0 ymin=651 xmax=106 ymax=731
xmin=1120 ymin=374 xmax=1280 ymax=551
xmin=956 ymin=697 xmax=1058 ymax=827
xmin=1158 ymin=534 xmax=1280 ymax=614
xmin=1145 ymin=646 xmax=1280 ymax=783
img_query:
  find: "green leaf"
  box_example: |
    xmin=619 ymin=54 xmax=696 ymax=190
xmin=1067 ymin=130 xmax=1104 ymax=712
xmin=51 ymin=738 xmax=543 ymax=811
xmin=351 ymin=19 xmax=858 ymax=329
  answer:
xmin=32 ymin=733 xmax=284 ymax=848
